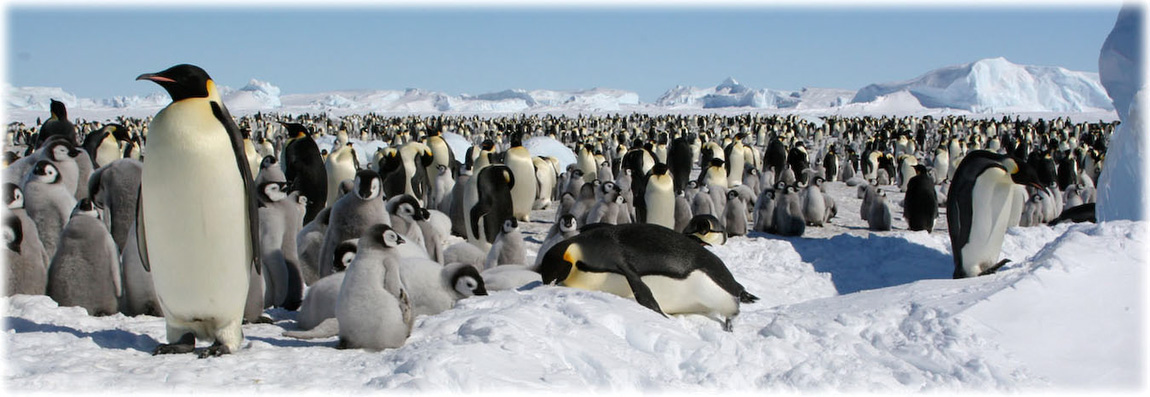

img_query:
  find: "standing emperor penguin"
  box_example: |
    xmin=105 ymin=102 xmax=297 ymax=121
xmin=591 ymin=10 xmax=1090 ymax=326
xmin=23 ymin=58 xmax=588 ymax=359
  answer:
xmin=904 ymin=164 xmax=939 ymax=232
xmin=5 ymin=185 xmax=50 ymax=296
xmin=136 ymin=64 xmax=261 ymax=357
xmin=22 ymin=160 xmax=77 ymax=258
xmin=801 ymin=176 xmax=828 ymax=227
xmin=723 ymin=189 xmax=748 ymax=237
xmin=533 ymin=156 xmax=558 ymax=210
xmin=642 ymin=163 xmax=676 ymax=228
xmin=947 ymin=150 xmax=1042 ymax=279
xmin=81 ymin=123 xmax=131 ymax=168
xmin=319 ymin=170 xmax=388 ymax=278
xmin=336 ymin=224 xmax=412 ymax=351
xmin=505 ymin=131 xmax=537 ymax=221
xmin=280 ymin=122 xmax=327 ymax=225
xmin=324 ymin=142 xmax=359 ymax=207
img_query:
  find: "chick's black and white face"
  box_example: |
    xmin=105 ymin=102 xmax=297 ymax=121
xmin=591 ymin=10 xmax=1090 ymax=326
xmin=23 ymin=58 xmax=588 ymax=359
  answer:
xmin=502 ymin=218 xmax=518 ymax=234
xmin=263 ymin=182 xmax=287 ymax=202
xmin=454 ymin=276 xmax=480 ymax=297
xmin=382 ymin=229 xmax=404 ymax=248
xmin=33 ymin=162 xmax=60 ymax=184
xmin=51 ymin=145 xmax=70 ymax=162
xmin=6 ymin=186 xmax=23 ymax=209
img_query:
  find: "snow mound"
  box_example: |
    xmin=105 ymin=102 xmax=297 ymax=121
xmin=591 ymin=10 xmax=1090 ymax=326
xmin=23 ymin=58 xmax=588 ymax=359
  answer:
xmin=523 ymin=136 xmax=576 ymax=171
xmin=5 ymin=84 xmax=79 ymax=111
xmin=852 ymin=57 xmax=1114 ymax=113
xmin=654 ymin=78 xmax=801 ymax=109
xmin=1096 ymin=6 xmax=1147 ymax=222
xmin=221 ymin=79 xmax=283 ymax=110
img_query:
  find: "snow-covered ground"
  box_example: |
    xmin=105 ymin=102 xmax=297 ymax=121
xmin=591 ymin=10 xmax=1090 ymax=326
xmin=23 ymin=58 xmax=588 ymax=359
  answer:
xmin=4 ymin=180 xmax=1143 ymax=393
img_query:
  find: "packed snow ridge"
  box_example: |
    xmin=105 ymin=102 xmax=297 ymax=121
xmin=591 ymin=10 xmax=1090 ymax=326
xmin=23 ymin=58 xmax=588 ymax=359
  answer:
xmin=852 ymin=57 xmax=1115 ymax=113
xmin=4 ymin=58 xmax=1114 ymax=118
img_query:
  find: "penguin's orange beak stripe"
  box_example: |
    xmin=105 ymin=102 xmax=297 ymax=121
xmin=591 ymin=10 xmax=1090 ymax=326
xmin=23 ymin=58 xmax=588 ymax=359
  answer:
xmin=136 ymin=74 xmax=176 ymax=83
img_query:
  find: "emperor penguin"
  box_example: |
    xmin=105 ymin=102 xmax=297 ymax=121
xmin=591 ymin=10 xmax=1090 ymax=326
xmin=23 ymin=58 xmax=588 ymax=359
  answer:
xmin=423 ymin=126 xmax=456 ymax=182
xmin=773 ymin=184 xmax=805 ymax=237
xmin=533 ymin=156 xmax=558 ymax=210
xmin=723 ymin=133 xmax=749 ymax=188
xmin=21 ymin=160 xmax=77 ymax=257
xmin=279 ymin=122 xmax=327 ymax=225
xmin=576 ymin=144 xmax=598 ymax=182
xmin=240 ymin=128 xmax=261 ymax=181
xmin=866 ymin=191 xmax=893 ymax=231
xmin=34 ymin=99 xmax=77 ymax=148
xmin=389 ymin=258 xmax=487 ymax=320
xmin=86 ymin=158 xmax=142 ymax=251
xmin=537 ymin=223 xmax=758 ymax=331
xmin=255 ymin=171 xmax=305 ymax=310
xmin=801 ymin=177 xmax=828 ymax=227
xmin=752 ymin=186 xmax=778 ymax=233
xmin=319 ymin=169 xmax=389 ymax=278
xmin=584 ymin=181 xmax=622 ymax=225
xmin=432 ymin=164 xmax=456 ymax=211
xmin=673 ymin=191 xmax=693 ymax=233
xmin=904 ymin=164 xmax=939 ymax=232
xmin=46 ymin=199 xmax=121 ymax=316
xmin=484 ymin=218 xmax=527 ymax=269
xmin=325 ymin=142 xmax=360 ymax=207
xmin=296 ymin=206 xmax=330 ymax=284
xmin=690 ymin=184 xmax=716 ymax=218
xmin=683 ymin=214 xmax=727 ymax=246
xmin=4 ymin=185 xmax=50 ymax=296
xmin=643 ymin=163 xmax=676 ymax=229
xmin=285 ymin=240 xmax=356 ymax=334
xmin=505 ymin=132 xmax=537 ymax=221
xmin=723 ymin=189 xmax=748 ymax=237
xmin=386 ymin=194 xmax=428 ymax=257
xmin=336 ymin=224 xmax=412 ymax=351
xmin=698 ymin=158 xmax=727 ymax=188
xmin=136 ymin=64 xmax=261 ymax=357
xmin=81 ymin=123 xmax=131 ymax=168
xmin=536 ymin=213 xmax=579 ymax=268
xmin=468 ymin=165 xmax=515 ymax=249
xmin=947 ymin=150 xmax=1042 ymax=279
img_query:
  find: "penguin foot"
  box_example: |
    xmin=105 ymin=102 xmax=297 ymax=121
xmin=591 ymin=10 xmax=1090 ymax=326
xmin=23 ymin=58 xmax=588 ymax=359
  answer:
xmin=978 ymin=259 xmax=1012 ymax=276
xmin=244 ymin=315 xmax=275 ymax=325
xmin=153 ymin=333 xmax=195 ymax=356
xmin=722 ymin=318 xmax=734 ymax=332
xmin=195 ymin=342 xmax=231 ymax=358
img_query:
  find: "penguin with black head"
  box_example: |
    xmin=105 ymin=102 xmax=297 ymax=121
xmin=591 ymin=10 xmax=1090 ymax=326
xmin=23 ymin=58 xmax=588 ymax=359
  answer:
xmin=135 ymin=64 xmax=260 ymax=357
xmin=947 ymin=150 xmax=1042 ymax=279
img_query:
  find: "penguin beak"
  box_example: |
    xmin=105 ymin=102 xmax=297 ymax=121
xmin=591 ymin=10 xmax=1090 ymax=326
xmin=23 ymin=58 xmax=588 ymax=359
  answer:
xmin=135 ymin=73 xmax=175 ymax=83
xmin=395 ymin=235 xmax=406 ymax=245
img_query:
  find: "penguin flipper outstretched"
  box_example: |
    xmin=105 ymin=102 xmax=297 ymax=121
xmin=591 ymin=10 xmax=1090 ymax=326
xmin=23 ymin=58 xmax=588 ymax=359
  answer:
xmin=212 ymin=101 xmax=261 ymax=276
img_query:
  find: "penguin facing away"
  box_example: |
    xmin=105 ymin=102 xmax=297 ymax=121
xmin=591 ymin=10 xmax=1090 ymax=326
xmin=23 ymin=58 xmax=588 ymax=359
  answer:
xmin=280 ymin=122 xmax=328 ymax=225
xmin=537 ymin=223 xmax=758 ymax=331
xmin=904 ymin=164 xmax=939 ymax=232
xmin=46 ymin=199 xmax=121 ymax=316
xmin=136 ymin=64 xmax=260 ymax=357
xmin=4 ymin=208 xmax=49 ymax=296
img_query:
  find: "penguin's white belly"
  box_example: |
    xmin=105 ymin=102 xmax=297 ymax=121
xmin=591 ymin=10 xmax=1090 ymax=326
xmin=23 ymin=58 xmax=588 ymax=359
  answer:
xmin=506 ymin=149 xmax=536 ymax=220
xmin=727 ymin=149 xmax=746 ymax=187
xmin=645 ymin=180 xmax=675 ymax=228
xmin=96 ymin=136 xmax=122 ymax=168
xmin=961 ymin=169 xmax=1015 ymax=276
xmin=564 ymin=268 xmax=737 ymax=317
xmin=143 ymin=99 xmax=250 ymax=322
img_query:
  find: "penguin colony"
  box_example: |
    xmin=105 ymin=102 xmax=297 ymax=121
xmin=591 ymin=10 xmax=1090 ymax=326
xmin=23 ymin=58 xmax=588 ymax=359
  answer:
xmin=2 ymin=67 xmax=1116 ymax=354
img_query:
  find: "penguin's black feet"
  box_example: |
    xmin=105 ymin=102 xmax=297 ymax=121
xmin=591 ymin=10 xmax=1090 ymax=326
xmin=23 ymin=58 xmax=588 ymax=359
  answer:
xmin=196 ymin=342 xmax=231 ymax=358
xmin=722 ymin=318 xmax=734 ymax=332
xmin=153 ymin=333 xmax=195 ymax=356
xmin=979 ymin=259 xmax=1012 ymax=276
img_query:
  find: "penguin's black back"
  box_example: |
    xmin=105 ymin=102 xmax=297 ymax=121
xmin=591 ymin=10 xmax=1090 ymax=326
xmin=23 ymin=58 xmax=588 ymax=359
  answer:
xmin=904 ymin=172 xmax=938 ymax=231
xmin=284 ymin=136 xmax=327 ymax=224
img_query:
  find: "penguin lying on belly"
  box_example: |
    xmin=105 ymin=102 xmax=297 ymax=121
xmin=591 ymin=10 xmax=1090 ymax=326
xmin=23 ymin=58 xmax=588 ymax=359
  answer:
xmin=538 ymin=223 xmax=758 ymax=331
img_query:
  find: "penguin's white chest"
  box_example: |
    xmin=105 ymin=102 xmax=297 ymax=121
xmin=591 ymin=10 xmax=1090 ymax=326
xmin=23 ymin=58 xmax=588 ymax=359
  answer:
xmin=506 ymin=148 xmax=536 ymax=218
xmin=961 ymin=168 xmax=1016 ymax=275
xmin=96 ymin=134 xmax=122 ymax=168
xmin=645 ymin=177 xmax=675 ymax=228
xmin=142 ymin=99 xmax=250 ymax=320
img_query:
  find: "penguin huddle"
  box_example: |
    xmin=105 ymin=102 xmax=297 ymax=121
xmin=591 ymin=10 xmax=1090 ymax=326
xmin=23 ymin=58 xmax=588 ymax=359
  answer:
xmin=3 ymin=67 xmax=1118 ymax=355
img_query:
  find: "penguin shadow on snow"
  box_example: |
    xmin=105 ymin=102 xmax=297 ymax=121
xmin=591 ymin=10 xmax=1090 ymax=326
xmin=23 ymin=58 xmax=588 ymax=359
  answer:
xmin=748 ymin=231 xmax=952 ymax=295
xmin=3 ymin=317 xmax=159 ymax=353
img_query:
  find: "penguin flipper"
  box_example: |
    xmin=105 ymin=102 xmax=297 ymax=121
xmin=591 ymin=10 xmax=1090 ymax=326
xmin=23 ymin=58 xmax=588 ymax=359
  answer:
xmin=616 ymin=264 xmax=665 ymax=317
xmin=135 ymin=185 xmax=151 ymax=273
xmin=978 ymin=259 xmax=1011 ymax=276
xmin=739 ymin=290 xmax=759 ymax=303
xmin=212 ymin=101 xmax=261 ymax=276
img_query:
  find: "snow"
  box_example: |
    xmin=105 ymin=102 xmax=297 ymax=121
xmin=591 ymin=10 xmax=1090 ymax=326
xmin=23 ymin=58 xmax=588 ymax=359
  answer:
xmin=4 ymin=179 xmax=1144 ymax=393
xmin=523 ymin=136 xmax=576 ymax=171
xmin=4 ymin=57 xmax=1119 ymax=124
xmin=1096 ymin=6 xmax=1148 ymax=222
xmin=852 ymin=57 xmax=1115 ymax=113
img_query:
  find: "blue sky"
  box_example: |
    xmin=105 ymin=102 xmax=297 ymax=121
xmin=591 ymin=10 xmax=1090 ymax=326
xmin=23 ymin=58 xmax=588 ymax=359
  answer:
xmin=6 ymin=5 xmax=1123 ymax=102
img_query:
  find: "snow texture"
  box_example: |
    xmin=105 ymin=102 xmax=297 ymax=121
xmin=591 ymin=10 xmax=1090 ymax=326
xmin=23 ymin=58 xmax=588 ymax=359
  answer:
xmin=3 ymin=180 xmax=1144 ymax=393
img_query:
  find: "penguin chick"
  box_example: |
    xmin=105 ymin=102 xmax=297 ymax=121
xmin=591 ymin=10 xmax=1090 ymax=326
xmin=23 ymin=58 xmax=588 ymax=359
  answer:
xmin=484 ymin=218 xmax=526 ymax=269
xmin=46 ymin=199 xmax=121 ymax=316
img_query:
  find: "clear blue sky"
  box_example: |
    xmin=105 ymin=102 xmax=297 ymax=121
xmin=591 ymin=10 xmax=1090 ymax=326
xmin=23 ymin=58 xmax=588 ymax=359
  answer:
xmin=6 ymin=5 xmax=1123 ymax=103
